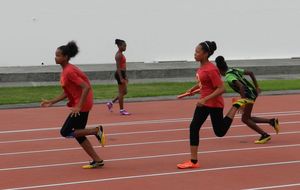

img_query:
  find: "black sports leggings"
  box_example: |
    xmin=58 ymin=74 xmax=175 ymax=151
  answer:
xmin=190 ymin=106 xmax=233 ymax=146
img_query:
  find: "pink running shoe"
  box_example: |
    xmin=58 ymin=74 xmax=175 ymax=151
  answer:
xmin=177 ymin=160 xmax=200 ymax=169
xmin=106 ymin=101 xmax=113 ymax=112
xmin=120 ymin=109 xmax=131 ymax=116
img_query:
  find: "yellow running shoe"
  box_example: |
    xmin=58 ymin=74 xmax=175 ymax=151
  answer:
xmin=271 ymin=118 xmax=280 ymax=134
xmin=255 ymin=134 xmax=271 ymax=144
xmin=96 ymin=125 xmax=106 ymax=147
xmin=82 ymin=160 xmax=104 ymax=169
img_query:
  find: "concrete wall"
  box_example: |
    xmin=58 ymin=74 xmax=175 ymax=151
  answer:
xmin=1 ymin=59 xmax=299 ymax=83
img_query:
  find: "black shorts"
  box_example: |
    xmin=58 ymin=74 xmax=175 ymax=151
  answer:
xmin=114 ymin=70 xmax=127 ymax=85
xmin=60 ymin=112 xmax=89 ymax=137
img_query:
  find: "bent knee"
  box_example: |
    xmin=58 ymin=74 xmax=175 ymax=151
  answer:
xmin=60 ymin=130 xmax=74 ymax=138
xmin=60 ymin=130 xmax=68 ymax=137
xmin=215 ymin=132 xmax=225 ymax=137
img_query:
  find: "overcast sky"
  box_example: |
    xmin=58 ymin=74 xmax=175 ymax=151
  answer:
xmin=0 ymin=0 xmax=299 ymax=66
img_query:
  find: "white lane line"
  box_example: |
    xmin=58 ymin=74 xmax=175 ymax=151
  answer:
xmin=0 ymin=118 xmax=191 ymax=134
xmin=0 ymin=128 xmax=189 ymax=144
xmin=1 ymin=143 xmax=300 ymax=172
xmin=1 ymin=110 xmax=299 ymax=134
xmin=244 ymin=183 xmax=300 ymax=190
xmin=1 ymin=130 xmax=300 ymax=157
xmin=1 ymin=120 xmax=299 ymax=144
xmin=3 ymin=160 xmax=300 ymax=190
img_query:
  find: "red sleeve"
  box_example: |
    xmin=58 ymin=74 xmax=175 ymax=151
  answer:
xmin=66 ymin=72 xmax=86 ymax=86
xmin=208 ymin=69 xmax=223 ymax=88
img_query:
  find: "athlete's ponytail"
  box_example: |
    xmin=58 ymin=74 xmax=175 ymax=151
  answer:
xmin=115 ymin=39 xmax=125 ymax=46
xmin=58 ymin=41 xmax=79 ymax=60
xmin=199 ymin=41 xmax=217 ymax=57
xmin=215 ymin=56 xmax=228 ymax=71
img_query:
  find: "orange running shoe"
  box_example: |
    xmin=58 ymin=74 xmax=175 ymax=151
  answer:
xmin=177 ymin=160 xmax=200 ymax=169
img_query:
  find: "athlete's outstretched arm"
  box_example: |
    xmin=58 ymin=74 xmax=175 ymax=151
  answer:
xmin=187 ymin=84 xmax=200 ymax=94
xmin=244 ymin=70 xmax=261 ymax=94
xmin=41 ymin=92 xmax=67 ymax=107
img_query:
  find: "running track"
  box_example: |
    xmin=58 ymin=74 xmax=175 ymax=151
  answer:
xmin=0 ymin=94 xmax=300 ymax=190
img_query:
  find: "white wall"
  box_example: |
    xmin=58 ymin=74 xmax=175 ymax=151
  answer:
xmin=0 ymin=0 xmax=299 ymax=66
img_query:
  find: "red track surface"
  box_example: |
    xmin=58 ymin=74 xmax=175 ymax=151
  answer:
xmin=0 ymin=94 xmax=300 ymax=190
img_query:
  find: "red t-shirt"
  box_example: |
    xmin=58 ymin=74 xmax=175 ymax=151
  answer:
xmin=60 ymin=64 xmax=93 ymax=112
xmin=196 ymin=62 xmax=224 ymax=108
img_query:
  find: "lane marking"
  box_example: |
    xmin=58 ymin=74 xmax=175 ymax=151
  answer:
xmin=3 ymin=160 xmax=300 ymax=190
xmin=1 ymin=110 xmax=299 ymax=134
xmin=1 ymin=121 xmax=299 ymax=144
xmin=1 ymin=143 xmax=300 ymax=172
xmin=244 ymin=183 xmax=300 ymax=190
xmin=1 ymin=130 xmax=300 ymax=156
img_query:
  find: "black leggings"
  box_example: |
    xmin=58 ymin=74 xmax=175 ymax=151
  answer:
xmin=60 ymin=112 xmax=89 ymax=144
xmin=190 ymin=106 xmax=233 ymax=146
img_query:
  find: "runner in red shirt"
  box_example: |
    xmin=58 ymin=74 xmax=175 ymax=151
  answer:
xmin=177 ymin=41 xmax=253 ymax=169
xmin=41 ymin=41 xmax=106 ymax=169
xmin=106 ymin=39 xmax=130 ymax=115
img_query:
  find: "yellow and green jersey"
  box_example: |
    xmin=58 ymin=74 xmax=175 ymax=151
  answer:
xmin=225 ymin=68 xmax=257 ymax=100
